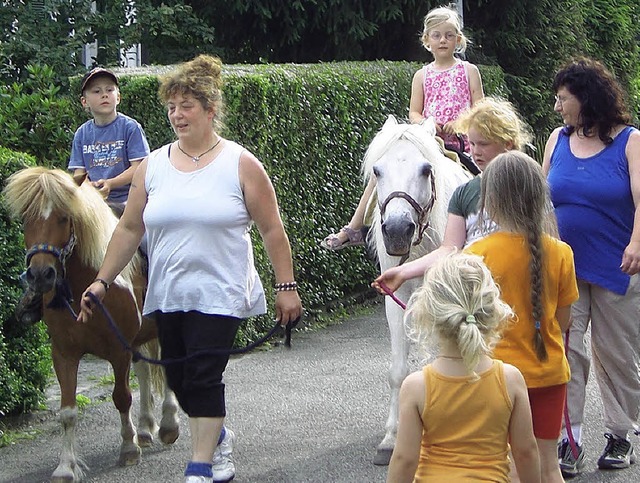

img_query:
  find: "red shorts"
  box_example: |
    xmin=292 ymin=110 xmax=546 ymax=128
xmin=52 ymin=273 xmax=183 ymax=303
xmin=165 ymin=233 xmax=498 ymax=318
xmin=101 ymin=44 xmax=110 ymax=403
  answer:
xmin=528 ymin=383 xmax=566 ymax=439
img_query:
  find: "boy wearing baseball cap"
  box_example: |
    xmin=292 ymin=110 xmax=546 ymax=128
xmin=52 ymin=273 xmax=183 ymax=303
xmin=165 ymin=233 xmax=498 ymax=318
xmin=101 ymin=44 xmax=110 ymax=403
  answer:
xmin=69 ymin=67 xmax=150 ymax=204
xmin=15 ymin=68 xmax=150 ymax=325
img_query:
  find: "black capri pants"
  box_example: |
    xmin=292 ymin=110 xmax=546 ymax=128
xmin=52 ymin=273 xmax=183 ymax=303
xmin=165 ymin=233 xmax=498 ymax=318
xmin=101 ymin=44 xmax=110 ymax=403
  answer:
xmin=154 ymin=311 xmax=242 ymax=418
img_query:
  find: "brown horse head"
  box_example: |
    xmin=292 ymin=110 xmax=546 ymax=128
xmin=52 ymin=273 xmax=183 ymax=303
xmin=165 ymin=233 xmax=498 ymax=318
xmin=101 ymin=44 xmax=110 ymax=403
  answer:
xmin=3 ymin=167 xmax=121 ymax=295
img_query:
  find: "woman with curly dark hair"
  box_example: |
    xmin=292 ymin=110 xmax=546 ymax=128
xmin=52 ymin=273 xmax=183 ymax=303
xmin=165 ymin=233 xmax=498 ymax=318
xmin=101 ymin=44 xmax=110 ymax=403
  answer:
xmin=543 ymin=57 xmax=640 ymax=478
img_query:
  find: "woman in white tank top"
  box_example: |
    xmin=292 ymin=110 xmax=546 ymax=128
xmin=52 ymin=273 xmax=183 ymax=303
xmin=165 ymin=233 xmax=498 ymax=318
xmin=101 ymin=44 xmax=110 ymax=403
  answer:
xmin=77 ymin=55 xmax=302 ymax=483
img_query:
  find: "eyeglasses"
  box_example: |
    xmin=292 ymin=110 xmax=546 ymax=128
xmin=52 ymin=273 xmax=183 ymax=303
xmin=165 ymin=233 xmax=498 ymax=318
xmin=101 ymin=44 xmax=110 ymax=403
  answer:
xmin=554 ymin=95 xmax=573 ymax=106
xmin=428 ymin=31 xmax=458 ymax=42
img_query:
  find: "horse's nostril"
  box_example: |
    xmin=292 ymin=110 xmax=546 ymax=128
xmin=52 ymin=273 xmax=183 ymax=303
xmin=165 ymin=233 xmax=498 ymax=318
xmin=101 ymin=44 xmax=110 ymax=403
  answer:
xmin=381 ymin=223 xmax=388 ymax=236
xmin=43 ymin=266 xmax=57 ymax=282
xmin=404 ymin=224 xmax=415 ymax=239
xmin=25 ymin=268 xmax=35 ymax=283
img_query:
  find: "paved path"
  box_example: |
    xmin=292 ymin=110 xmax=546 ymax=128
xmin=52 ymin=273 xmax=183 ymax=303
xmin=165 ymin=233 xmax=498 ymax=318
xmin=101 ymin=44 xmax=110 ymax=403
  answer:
xmin=0 ymin=303 xmax=638 ymax=482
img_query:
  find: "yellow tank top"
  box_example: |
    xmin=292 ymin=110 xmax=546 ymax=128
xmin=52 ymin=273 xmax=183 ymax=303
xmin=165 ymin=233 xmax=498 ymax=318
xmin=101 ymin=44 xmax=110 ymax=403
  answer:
xmin=414 ymin=360 xmax=512 ymax=482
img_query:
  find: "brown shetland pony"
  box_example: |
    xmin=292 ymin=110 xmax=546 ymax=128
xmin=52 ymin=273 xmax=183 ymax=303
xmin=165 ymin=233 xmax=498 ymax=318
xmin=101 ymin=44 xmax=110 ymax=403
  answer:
xmin=3 ymin=167 xmax=180 ymax=482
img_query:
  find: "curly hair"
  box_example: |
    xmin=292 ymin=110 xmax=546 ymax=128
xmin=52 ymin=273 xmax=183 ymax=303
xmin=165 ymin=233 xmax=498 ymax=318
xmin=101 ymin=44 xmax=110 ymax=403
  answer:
xmin=421 ymin=5 xmax=468 ymax=54
xmin=553 ymin=57 xmax=631 ymax=144
xmin=453 ymin=97 xmax=532 ymax=151
xmin=158 ymin=54 xmax=225 ymax=130
xmin=406 ymin=252 xmax=513 ymax=380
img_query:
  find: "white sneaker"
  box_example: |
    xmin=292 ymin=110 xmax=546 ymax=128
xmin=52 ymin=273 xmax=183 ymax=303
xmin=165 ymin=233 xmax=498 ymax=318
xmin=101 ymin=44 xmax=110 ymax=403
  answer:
xmin=212 ymin=428 xmax=236 ymax=482
xmin=185 ymin=476 xmax=212 ymax=483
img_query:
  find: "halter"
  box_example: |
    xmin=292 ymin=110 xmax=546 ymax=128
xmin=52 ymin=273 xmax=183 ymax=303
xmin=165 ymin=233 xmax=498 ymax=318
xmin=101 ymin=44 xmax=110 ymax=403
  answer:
xmin=378 ymin=171 xmax=437 ymax=248
xmin=25 ymin=229 xmax=77 ymax=278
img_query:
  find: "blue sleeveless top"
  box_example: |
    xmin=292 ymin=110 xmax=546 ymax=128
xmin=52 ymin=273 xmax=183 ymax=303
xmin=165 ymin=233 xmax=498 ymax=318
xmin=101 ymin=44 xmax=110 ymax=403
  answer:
xmin=547 ymin=126 xmax=637 ymax=295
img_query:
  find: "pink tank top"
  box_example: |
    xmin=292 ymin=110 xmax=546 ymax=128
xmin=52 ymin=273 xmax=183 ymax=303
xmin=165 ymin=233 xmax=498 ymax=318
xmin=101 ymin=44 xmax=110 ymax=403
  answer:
xmin=422 ymin=60 xmax=471 ymax=149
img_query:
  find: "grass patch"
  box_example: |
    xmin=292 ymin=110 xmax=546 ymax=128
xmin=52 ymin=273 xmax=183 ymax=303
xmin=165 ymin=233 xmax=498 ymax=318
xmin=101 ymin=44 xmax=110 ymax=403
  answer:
xmin=75 ymin=394 xmax=91 ymax=410
xmin=0 ymin=425 xmax=41 ymax=448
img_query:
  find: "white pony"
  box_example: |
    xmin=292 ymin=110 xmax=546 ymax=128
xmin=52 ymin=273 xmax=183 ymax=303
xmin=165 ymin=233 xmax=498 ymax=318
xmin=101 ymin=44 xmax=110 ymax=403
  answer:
xmin=365 ymin=115 xmax=473 ymax=464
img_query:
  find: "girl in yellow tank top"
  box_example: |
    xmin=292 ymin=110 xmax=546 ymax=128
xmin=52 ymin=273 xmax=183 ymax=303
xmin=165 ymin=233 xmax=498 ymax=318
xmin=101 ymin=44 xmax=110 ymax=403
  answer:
xmin=386 ymin=253 xmax=541 ymax=483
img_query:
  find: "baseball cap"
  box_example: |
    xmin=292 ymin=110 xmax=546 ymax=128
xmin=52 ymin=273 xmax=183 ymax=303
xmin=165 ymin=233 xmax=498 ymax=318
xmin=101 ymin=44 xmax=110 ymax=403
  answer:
xmin=81 ymin=67 xmax=119 ymax=94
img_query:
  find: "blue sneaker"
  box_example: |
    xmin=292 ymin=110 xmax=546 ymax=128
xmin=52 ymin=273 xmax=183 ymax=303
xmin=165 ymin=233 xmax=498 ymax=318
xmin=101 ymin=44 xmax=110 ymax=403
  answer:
xmin=597 ymin=433 xmax=636 ymax=470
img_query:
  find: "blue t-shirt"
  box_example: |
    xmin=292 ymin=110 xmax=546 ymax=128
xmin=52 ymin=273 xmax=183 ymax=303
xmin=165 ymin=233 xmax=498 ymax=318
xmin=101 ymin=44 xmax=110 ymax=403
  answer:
xmin=68 ymin=113 xmax=150 ymax=203
xmin=547 ymin=126 xmax=636 ymax=295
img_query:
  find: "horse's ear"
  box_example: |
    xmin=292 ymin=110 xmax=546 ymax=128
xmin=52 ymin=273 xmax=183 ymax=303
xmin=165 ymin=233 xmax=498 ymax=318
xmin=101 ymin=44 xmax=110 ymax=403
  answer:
xmin=421 ymin=117 xmax=437 ymax=136
xmin=72 ymin=172 xmax=87 ymax=187
xmin=383 ymin=115 xmax=398 ymax=129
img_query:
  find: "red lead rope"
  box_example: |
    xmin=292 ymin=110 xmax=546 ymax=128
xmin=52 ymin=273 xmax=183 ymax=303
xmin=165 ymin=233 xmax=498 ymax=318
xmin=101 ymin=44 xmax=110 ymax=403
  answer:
xmin=378 ymin=281 xmax=407 ymax=310
xmin=563 ymin=330 xmax=580 ymax=459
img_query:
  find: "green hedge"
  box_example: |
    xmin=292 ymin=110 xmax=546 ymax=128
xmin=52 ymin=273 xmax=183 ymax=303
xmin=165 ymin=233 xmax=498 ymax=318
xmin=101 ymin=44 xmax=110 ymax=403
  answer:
xmin=0 ymin=147 xmax=51 ymax=416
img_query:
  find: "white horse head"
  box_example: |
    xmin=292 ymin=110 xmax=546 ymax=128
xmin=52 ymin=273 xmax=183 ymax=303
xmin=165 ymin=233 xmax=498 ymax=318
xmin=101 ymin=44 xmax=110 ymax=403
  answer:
xmin=364 ymin=115 xmax=471 ymax=259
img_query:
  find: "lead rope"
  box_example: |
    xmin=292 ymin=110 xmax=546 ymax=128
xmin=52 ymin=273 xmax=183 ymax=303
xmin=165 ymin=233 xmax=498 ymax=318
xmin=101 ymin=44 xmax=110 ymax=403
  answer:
xmin=563 ymin=330 xmax=580 ymax=459
xmin=68 ymin=292 xmax=298 ymax=365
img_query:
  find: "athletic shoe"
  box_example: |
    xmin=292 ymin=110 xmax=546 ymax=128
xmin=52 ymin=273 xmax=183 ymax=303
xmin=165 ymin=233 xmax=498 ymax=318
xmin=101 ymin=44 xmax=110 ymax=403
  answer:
xmin=185 ymin=476 xmax=212 ymax=483
xmin=597 ymin=433 xmax=636 ymax=469
xmin=212 ymin=428 xmax=236 ymax=482
xmin=558 ymin=438 xmax=586 ymax=477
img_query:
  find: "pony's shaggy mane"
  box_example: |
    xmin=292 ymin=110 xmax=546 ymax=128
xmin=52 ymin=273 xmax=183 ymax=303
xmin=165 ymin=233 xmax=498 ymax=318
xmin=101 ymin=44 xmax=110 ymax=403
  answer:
xmin=362 ymin=119 xmax=451 ymax=183
xmin=3 ymin=167 xmax=137 ymax=281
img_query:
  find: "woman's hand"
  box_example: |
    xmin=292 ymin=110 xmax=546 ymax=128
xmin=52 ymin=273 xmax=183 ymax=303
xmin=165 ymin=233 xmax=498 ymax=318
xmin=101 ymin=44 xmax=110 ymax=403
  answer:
xmin=621 ymin=240 xmax=640 ymax=275
xmin=275 ymin=291 xmax=303 ymax=327
xmin=77 ymin=281 xmax=107 ymax=323
xmin=372 ymin=267 xmax=406 ymax=295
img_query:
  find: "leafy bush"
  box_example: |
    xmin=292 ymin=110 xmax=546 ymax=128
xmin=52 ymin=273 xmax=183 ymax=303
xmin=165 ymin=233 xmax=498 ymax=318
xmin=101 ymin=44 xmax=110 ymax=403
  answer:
xmin=0 ymin=64 xmax=79 ymax=167
xmin=0 ymin=147 xmax=51 ymax=416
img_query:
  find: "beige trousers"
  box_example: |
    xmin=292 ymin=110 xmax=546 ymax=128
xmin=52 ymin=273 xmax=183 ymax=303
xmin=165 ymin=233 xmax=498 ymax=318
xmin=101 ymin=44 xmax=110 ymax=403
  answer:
xmin=565 ymin=276 xmax=640 ymax=436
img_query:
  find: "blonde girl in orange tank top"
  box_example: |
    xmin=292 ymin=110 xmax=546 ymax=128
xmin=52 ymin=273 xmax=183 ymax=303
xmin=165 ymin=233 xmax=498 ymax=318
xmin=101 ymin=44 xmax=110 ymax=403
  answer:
xmin=387 ymin=253 xmax=541 ymax=483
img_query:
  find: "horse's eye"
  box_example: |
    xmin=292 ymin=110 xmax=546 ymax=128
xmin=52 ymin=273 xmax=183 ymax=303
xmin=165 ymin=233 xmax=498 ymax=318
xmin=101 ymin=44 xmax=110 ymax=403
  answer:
xmin=420 ymin=163 xmax=433 ymax=177
xmin=58 ymin=215 xmax=69 ymax=225
xmin=373 ymin=166 xmax=381 ymax=178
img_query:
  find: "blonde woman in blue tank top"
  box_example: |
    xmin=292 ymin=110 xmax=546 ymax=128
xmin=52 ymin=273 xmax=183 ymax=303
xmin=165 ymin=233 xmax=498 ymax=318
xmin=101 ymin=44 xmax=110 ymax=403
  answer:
xmin=76 ymin=55 xmax=302 ymax=483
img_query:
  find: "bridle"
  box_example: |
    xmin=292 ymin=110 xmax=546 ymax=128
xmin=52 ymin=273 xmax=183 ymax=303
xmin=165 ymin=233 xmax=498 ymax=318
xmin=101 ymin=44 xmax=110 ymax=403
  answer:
xmin=25 ymin=229 xmax=77 ymax=279
xmin=378 ymin=171 xmax=437 ymax=249
xmin=24 ymin=226 xmax=77 ymax=312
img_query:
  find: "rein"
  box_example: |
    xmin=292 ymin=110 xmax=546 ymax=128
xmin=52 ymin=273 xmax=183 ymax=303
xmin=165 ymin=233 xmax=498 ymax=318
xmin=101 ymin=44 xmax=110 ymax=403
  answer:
xmin=81 ymin=292 xmax=298 ymax=365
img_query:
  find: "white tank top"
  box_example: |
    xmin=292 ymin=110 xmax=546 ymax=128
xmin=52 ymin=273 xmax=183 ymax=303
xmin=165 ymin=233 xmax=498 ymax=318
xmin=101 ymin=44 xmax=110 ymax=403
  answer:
xmin=142 ymin=140 xmax=266 ymax=317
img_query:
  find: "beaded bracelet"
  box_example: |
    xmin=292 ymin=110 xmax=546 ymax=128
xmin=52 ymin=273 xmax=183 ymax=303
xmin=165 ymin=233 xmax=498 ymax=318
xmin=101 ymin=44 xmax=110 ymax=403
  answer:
xmin=274 ymin=281 xmax=297 ymax=292
xmin=94 ymin=278 xmax=110 ymax=291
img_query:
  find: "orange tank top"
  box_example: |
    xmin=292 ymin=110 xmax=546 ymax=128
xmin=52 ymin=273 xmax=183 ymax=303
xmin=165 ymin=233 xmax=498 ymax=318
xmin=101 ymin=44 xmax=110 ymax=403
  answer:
xmin=414 ymin=360 xmax=512 ymax=482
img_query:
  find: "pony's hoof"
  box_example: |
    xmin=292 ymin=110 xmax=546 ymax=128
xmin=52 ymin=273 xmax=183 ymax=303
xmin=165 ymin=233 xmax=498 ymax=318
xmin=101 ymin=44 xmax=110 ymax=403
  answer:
xmin=373 ymin=447 xmax=393 ymax=466
xmin=118 ymin=447 xmax=142 ymax=466
xmin=51 ymin=476 xmax=75 ymax=483
xmin=51 ymin=462 xmax=79 ymax=482
xmin=137 ymin=431 xmax=154 ymax=447
xmin=159 ymin=426 xmax=180 ymax=445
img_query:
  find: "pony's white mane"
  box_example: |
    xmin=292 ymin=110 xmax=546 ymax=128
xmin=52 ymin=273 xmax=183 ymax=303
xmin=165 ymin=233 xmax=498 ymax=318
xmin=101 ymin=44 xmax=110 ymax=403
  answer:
xmin=362 ymin=116 xmax=445 ymax=184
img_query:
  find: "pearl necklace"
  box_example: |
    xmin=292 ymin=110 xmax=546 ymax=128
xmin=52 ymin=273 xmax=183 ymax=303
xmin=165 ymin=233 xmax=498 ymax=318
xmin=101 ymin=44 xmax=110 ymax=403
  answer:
xmin=177 ymin=138 xmax=221 ymax=166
